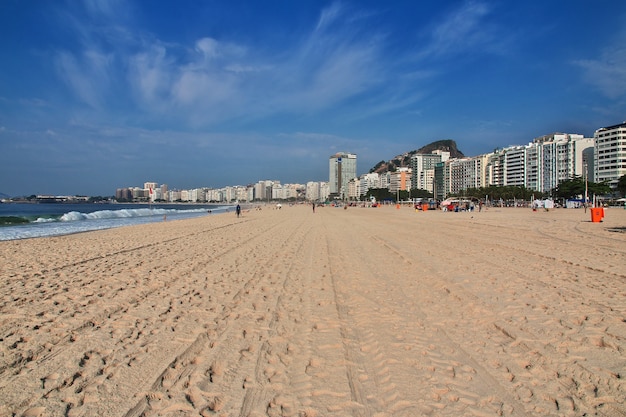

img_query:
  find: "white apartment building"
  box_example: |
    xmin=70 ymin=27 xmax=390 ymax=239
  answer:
xmin=484 ymin=151 xmax=505 ymax=187
xmin=319 ymin=182 xmax=330 ymax=202
xmin=306 ymin=181 xmax=320 ymax=201
xmin=305 ymin=181 xmax=330 ymax=201
xmin=480 ymin=134 xmax=592 ymax=194
xmin=504 ymin=146 xmax=526 ymax=187
xmin=254 ymin=181 xmax=267 ymax=201
xmin=359 ymin=173 xmax=381 ymax=197
xmin=534 ymin=133 xmax=593 ymax=193
xmin=594 ymin=122 xmax=626 ymax=189
xmin=188 ymin=188 xmax=205 ymax=202
xmin=379 ymin=171 xmax=391 ymax=190
xmin=144 ymin=182 xmax=158 ymax=192
xmin=232 ymin=186 xmax=250 ymax=202
xmin=168 ymin=190 xmax=181 ymax=201
xmin=254 ymin=180 xmax=277 ymax=201
xmin=329 ymin=152 xmax=357 ymax=198
xmin=347 ymin=178 xmax=360 ymax=200
xmin=411 ymin=151 xmax=450 ymax=193
xmin=525 ymin=145 xmax=541 ymax=192
xmin=306 ymin=181 xmax=330 ymax=202
xmin=448 ymin=158 xmax=482 ymax=195
xmin=271 ymin=183 xmax=287 ymax=200
xmin=285 ymin=183 xmax=305 ymax=200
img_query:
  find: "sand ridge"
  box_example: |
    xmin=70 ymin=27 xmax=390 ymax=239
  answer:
xmin=0 ymin=205 xmax=625 ymax=416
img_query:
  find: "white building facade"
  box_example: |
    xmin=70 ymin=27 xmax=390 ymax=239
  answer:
xmin=594 ymin=122 xmax=626 ymax=189
xmin=329 ymin=152 xmax=357 ymax=198
xmin=411 ymin=151 xmax=450 ymax=193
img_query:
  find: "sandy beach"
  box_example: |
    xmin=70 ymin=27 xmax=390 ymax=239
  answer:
xmin=1 ymin=204 xmax=625 ymax=417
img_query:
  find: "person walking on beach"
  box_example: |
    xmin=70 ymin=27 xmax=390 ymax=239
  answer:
xmin=312 ymin=201 xmax=316 ymax=213
xmin=236 ymin=204 xmax=241 ymax=218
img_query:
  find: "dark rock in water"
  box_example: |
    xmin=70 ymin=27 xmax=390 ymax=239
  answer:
xmin=0 ymin=216 xmax=30 ymax=225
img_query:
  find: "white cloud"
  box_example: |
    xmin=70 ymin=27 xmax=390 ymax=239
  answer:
xmin=83 ymin=0 xmax=127 ymax=20
xmin=224 ymin=64 xmax=270 ymax=74
xmin=316 ymin=2 xmax=344 ymax=32
xmin=129 ymin=44 xmax=172 ymax=106
xmin=173 ymin=69 xmax=236 ymax=106
xmin=117 ymin=4 xmax=391 ymax=126
xmin=55 ymin=50 xmax=113 ymax=108
xmin=47 ymin=2 xmax=423 ymax=129
xmin=417 ymin=1 xmax=496 ymax=60
xmin=575 ymin=39 xmax=626 ymax=100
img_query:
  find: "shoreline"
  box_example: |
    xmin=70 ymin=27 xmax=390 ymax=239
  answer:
xmin=0 ymin=203 xmax=234 ymax=242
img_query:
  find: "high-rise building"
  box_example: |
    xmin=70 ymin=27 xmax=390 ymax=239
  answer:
xmin=448 ymin=158 xmax=482 ymax=195
xmin=411 ymin=151 xmax=450 ymax=193
xmin=347 ymin=178 xmax=360 ymax=200
xmin=533 ymin=133 xmax=593 ymax=193
xmin=594 ymin=122 xmax=626 ymax=189
xmin=306 ymin=181 xmax=320 ymax=202
xmin=389 ymin=167 xmax=411 ymax=193
xmin=359 ymin=173 xmax=381 ymax=197
xmin=329 ymin=152 xmax=357 ymax=198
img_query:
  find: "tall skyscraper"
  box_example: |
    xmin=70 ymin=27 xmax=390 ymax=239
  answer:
xmin=329 ymin=152 xmax=357 ymax=199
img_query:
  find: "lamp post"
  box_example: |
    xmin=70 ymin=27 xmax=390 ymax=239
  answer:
xmin=583 ymin=161 xmax=589 ymax=213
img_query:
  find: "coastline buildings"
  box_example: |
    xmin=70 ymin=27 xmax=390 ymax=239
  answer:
xmin=429 ymin=132 xmax=595 ymax=199
xmin=306 ymin=181 xmax=330 ymax=202
xmin=329 ymin=152 xmax=357 ymax=199
xmin=411 ymin=151 xmax=450 ymax=194
xmin=344 ymin=129 xmax=606 ymax=201
xmin=594 ymin=122 xmax=626 ymax=189
xmin=116 ymin=181 xmax=319 ymax=203
xmin=359 ymin=173 xmax=381 ymax=199
xmin=114 ymin=122 xmax=625 ymax=204
xmin=389 ymin=167 xmax=412 ymax=194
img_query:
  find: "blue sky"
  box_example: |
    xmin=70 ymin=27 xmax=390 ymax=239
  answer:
xmin=1 ymin=1 xmax=625 ymax=197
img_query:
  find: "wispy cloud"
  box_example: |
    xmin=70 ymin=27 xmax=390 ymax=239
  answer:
xmin=55 ymin=49 xmax=114 ymax=108
xmin=45 ymin=1 xmax=509 ymax=134
xmin=46 ymin=1 xmax=398 ymax=128
xmin=574 ymin=32 xmax=626 ymax=100
xmin=83 ymin=0 xmax=127 ymax=20
xmin=128 ymin=44 xmax=172 ymax=109
xmin=416 ymin=1 xmax=499 ymax=60
xmin=315 ymin=2 xmax=345 ymax=32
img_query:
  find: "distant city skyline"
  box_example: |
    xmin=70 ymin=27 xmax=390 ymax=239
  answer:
xmin=2 ymin=120 xmax=622 ymax=199
xmin=2 ymin=1 xmax=625 ymax=196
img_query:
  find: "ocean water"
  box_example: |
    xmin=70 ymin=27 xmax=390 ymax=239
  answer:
xmin=0 ymin=202 xmax=232 ymax=241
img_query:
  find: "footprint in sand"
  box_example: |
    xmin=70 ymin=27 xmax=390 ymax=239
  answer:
xmin=21 ymin=407 xmax=47 ymax=417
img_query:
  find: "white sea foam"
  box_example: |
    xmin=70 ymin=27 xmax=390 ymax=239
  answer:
xmin=59 ymin=207 xmax=208 ymax=222
xmin=0 ymin=206 xmax=230 ymax=241
xmin=33 ymin=217 xmax=57 ymax=223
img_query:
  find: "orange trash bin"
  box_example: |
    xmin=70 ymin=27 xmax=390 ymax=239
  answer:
xmin=590 ymin=207 xmax=604 ymax=223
